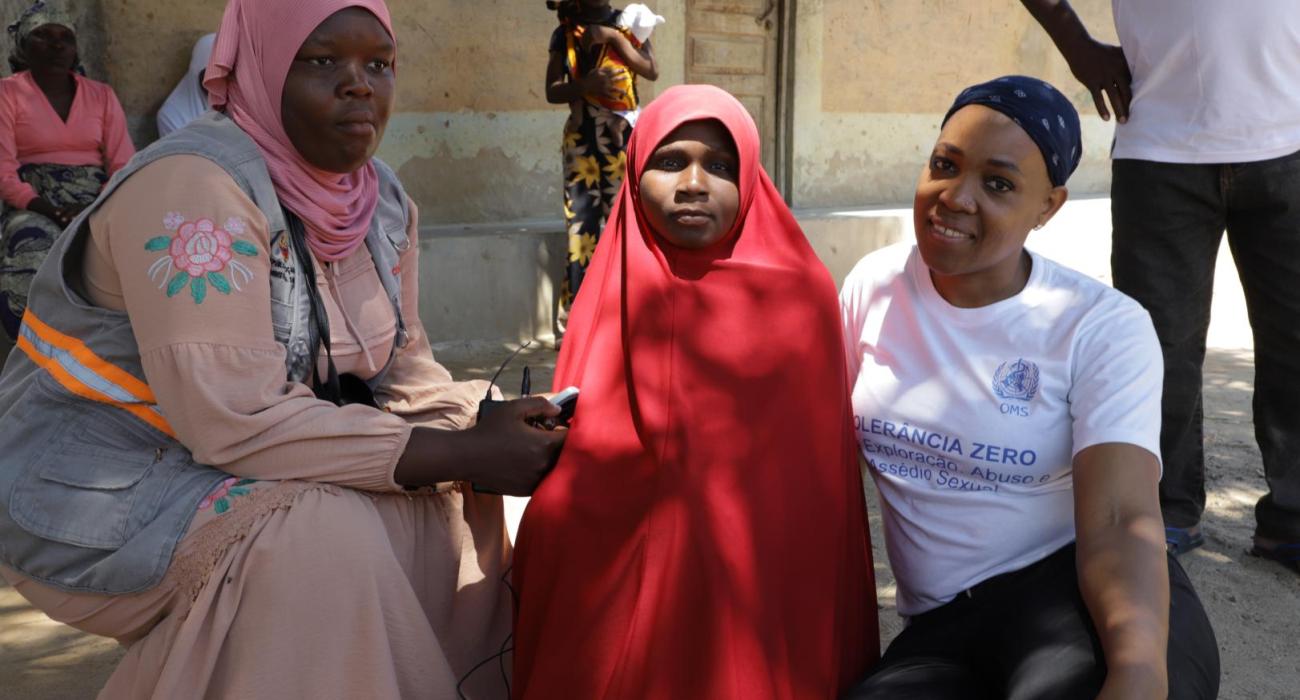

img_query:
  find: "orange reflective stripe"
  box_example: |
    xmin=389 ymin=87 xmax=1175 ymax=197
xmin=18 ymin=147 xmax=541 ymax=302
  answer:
xmin=16 ymin=335 xmax=175 ymax=438
xmin=22 ymin=310 xmax=158 ymax=403
xmin=16 ymin=335 xmax=176 ymax=438
xmin=16 ymin=321 xmax=176 ymax=439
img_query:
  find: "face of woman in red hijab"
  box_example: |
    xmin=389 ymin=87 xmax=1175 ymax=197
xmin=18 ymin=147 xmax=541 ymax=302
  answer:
xmin=639 ymin=119 xmax=741 ymax=250
xmin=281 ymin=7 xmax=395 ymax=174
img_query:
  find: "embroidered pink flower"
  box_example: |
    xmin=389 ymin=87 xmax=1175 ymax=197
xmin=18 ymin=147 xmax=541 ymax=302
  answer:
xmin=197 ymin=477 xmax=258 ymax=515
xmin=224 ymin=217 xmax=247 ymax=236
xmin=169 ymin=218 xmax=234 ymax=278
xmin=146 ymin=213 xmax=257 ymax=304
xmin=199 ymin=477 xmax=238 ymax=510
xmin=163 ymin=211 xmax=186 ymax=231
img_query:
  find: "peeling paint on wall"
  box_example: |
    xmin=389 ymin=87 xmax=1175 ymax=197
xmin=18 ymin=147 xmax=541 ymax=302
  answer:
xmin=396 ymin=144 xmax=559 ymax=225
xmin=793 ymin=0 xmax=1120 ymax=208
xmin=20 ymin=0 xmax=1123 ymax=225
xmin=820 ymin=0 xmax=1116 ymax=114
xmin=382 ymin=112 xmax=563 ymax=224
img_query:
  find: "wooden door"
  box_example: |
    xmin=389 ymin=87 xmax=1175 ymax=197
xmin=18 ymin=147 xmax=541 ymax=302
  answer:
xmin=685 ymin=0 xmax=782 ymax=174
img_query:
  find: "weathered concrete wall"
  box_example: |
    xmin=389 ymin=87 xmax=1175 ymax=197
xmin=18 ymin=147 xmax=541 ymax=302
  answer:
xmin=419 ymin=208 xmax=904 ymax=345
xmin=89 ymin=0 xmax=687 ymax=226
xmin=5 ymin=1 xmax=1123 ymax=344
xmin=19 ymin=0 xmax=1118 ymax=219
xmin=790 ymin=0 xmax=1120 ymax=209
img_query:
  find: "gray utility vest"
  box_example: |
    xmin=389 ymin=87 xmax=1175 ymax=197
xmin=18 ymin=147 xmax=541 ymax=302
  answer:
xmin=0 ymin=112 xmax=411 ymax=594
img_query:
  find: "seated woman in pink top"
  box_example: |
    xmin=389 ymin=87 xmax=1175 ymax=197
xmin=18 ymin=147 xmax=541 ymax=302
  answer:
xmin=0 ymin=1 xmax=134 ymax=338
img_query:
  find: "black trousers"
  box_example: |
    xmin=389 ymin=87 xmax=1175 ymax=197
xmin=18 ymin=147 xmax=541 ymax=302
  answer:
xmin=1112 ymin=152 xmax=1300 ymax=541
xmin=842 ymin=544 xmax=1219 ymax=700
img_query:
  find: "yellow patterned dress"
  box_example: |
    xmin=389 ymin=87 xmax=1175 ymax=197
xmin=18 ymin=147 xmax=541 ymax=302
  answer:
xmin=550 ymin=14 xmax=635 ymax=310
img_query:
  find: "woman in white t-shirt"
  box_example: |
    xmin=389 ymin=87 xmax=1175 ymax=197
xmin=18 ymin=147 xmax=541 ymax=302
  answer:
xmin=840 ymin=76 xmax=1219 ymax=700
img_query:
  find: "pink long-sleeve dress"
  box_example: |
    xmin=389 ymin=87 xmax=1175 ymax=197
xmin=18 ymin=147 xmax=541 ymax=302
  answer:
xmin=0 ymin=70 xmax=137 ymax=338
xmin=0 ymin=155 xmax=512 ymax=699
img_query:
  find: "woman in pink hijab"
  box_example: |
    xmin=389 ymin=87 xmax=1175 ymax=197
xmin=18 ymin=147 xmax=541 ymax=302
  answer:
xmin=0 ymin=1 xmax=562 ymax=697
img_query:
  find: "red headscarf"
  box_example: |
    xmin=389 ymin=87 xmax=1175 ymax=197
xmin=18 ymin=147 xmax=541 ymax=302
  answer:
xmin=204 ymin=0 xmax=394 ymax=262
xmin=513 ymin=85 xmax=878 ymax=699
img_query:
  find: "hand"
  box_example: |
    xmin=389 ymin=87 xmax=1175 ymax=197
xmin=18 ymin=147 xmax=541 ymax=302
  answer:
xmin=54 ymin=203 xmax=85 ymax=228
xmin=47 ymin=209 xmax=73 ymax=228
xmin=463 ymin=397 xmax=567 ymax=496
xmin=580 ymin=66 xmax=628 ymax=101
xmin=27 ymin=197 xmax=62 ymax=222
xmin=27 ymin=198 xmax=79 ymax=228
xmin=1060 ymin=36 xmax=1132 ymax=122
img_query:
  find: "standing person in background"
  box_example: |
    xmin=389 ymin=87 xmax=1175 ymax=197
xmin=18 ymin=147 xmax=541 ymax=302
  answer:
xmin=544 ymin=0 xmax=657 ymax=326
xmin=156 ymin=33 xmax=216 ymax=138
xmin=1023 ymin=0 xmax=1300 ymax=570
xmin=0 ymin=0 xmax=133 ymax=339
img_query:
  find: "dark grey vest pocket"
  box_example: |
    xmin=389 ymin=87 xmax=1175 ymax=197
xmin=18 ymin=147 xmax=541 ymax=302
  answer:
xmin=10 ymin=398 xmax=171 ymax=551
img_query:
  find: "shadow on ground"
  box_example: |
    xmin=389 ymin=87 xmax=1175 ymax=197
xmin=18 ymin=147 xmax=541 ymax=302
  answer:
xmin=2 ymin=344 xmax=1297 ymax=698
xmin=0 ymin=581 xmax=122 ymax=698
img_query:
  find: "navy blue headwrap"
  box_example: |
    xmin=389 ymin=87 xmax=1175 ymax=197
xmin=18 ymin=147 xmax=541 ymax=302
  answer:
xmin=943 ymin=75 xmax=1081 ymax=188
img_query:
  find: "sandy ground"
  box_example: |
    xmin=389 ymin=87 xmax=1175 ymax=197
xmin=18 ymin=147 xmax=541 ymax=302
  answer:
xmin=2 ymin=198 xmax=1297 ymax=698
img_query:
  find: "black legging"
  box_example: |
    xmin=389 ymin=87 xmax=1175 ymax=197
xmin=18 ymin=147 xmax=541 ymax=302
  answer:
xmin=843 ymin=543 xmax=1220 ymax=700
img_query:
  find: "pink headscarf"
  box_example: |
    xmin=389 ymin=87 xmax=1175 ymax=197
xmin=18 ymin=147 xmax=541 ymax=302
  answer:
xmin=204 ymin=0 xmax=395 ymax=262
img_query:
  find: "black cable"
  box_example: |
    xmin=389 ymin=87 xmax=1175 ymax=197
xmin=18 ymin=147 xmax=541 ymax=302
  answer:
xmin=484 ymin=340 xmax=534 ymax=402
xmin=455 ymin=565 xmax=521 ymax=697
xmin=456 ymin=645 xmax=512 ymax=700
xmin=498 ymin=565 xmax=519 ymax=693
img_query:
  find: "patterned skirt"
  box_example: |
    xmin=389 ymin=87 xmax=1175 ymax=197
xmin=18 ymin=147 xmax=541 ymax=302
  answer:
xmin=561 ymin=102 xmax=633 ymax=310
xmin=0 ymin=163 xmax=106 ymax=338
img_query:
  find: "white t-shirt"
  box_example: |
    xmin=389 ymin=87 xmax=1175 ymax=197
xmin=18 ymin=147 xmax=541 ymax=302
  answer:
xmin=1111 ymin=0 xmax=1300 ymax=163
xmin=840 ymin=244 xmax=1162 ymax=616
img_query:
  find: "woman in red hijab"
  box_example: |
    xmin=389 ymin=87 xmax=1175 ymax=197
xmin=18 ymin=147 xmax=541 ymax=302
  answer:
xmin=512 ymin=84 xmax=878 ymax=699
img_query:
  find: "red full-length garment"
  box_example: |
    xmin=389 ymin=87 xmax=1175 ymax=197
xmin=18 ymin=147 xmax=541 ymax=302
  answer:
xmin=513 ymin=85 xmax=878 ymax=699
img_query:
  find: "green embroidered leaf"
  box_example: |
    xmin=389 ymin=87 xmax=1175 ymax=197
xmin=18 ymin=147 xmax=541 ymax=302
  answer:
xmin=228 ymin=487 xmax=250 ymax=497
xmin=232 ymin=241 xmax=258 ymax=257
xmin=214 ymin=499 xmax=229 ymax=515
xmin=207 ymin=271 xmax=232 ymax=294
xmin=235 ymin=478 xmax=257 ymax=487
xmin=144 ymin=236 xmax=171 ymax=252
xmin=165 ymin=272 xmax=189 ymax=297
xmin=191 ymin=276 xmax=207 ymax=304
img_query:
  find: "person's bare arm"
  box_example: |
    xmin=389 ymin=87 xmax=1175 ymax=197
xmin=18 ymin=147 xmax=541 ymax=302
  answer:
xmin=585 ymin=26 xmax=658 ymax=81
xmin=1073 ymin=442 xmax=1169 ymax=699
xmin=1020 ymin=0 xmax=1132 ymax=122
xmin=545 ymin=49 xmax=620 ymax=104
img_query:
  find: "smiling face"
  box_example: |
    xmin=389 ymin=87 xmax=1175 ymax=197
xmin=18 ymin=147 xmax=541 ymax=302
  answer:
xmin=281 ymin=7 xmax=395 ymax=174
xmin=913 ymin=105 xmax=1067 ymax=306
xmin=22 ymin=23 xmax=77 ymax=72
xmin=639 ymin=119 xmax=741 ymax=250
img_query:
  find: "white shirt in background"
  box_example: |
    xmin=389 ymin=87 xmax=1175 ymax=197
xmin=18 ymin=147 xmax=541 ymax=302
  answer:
xmin=1111 ymin=0 xmax=1300 ymax=163
xmin=157 ymin=34 xmax=216 ymax=138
